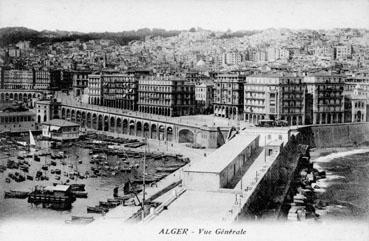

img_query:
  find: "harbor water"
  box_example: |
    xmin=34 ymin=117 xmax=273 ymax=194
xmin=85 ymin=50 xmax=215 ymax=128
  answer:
xmin=0 ymin=140 xmax=151 ymax=224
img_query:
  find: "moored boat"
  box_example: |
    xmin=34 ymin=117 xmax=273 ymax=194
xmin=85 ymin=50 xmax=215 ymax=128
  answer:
xmin=87 ymin=206 xmax=109 ymax=214
xmin=4 ymin=190 xmax=29 ymax=199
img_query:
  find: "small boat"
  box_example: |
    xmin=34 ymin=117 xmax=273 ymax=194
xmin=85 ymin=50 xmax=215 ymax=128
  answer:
xmin=70 ymin=184 xmax=85 ymax=191
xmin=51 ymin=161 xmax=57 ymax=166
xmin=99 ymin=201 xmax=118 ymax=208
xmin=155 ymin=166 xmax=180 ymax=172
xmin=114 ymin=195 xmax=132 ymax=201
xmin=87 ymin=206 xmax=109 ymax=214
xmin=4 ymin=190 xmax=29 ymax=199
xmin=78 ymin=160 xmax=82 ymax=164
xmin=55 ymin=169 xmax=61 ymax=175
xmin=27 ymin=175 xmax=34 ymax=180
xmin=36 ymin=171 xmax=43 ymax=178
xmin=72 ymin=191 xmax=88 ymax=198
xmin=41 ymin=165 xmax=48 ymax=171
xmin=34 ymin=155 xmax=40 ymax=162
xmin=65 ymin=216 xmax=94 ymax=224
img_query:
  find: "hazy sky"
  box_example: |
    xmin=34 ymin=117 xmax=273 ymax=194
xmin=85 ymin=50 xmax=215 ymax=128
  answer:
xmin=0 ymin=0 xmax=369 ymax=32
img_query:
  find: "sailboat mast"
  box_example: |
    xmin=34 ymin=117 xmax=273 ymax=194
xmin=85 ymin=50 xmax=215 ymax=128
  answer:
xmin=141 ymin=138 xmax=146 ymax=220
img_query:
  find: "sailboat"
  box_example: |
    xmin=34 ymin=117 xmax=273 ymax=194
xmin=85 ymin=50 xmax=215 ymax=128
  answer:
xmin=29 ymin=130 xmax=36 ymax=148
xmin=16 ymin=130 xmax=36 ymax=149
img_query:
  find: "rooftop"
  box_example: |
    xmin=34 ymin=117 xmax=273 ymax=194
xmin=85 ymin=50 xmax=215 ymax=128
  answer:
xmin=43 ymin=119 xmax=79 ymax=127
xmin=185 ymin=133 xmax=259 ymax=173
xmin=44 ymin=185 xmax=70 ymax=192
xmin=0 ymin=111 xmax=35 ymax=117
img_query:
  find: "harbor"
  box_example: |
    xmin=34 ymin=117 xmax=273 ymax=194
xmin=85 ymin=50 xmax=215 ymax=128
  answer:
xmin=0 ymin=131 xmax=192 ymax=224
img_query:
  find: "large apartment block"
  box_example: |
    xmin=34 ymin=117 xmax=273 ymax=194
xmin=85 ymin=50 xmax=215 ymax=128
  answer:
xmin=214 ymin=73 xmax=246 ymax=120
xmin=101 ymin=74 xmax=138 ymax=111
xmin=138 ymin=75 xmax=195 ymax=117
xmin=304 ymin=74 xmax=345 ymax=124
xmin=244 ymin=75 xmax=306 ymax=125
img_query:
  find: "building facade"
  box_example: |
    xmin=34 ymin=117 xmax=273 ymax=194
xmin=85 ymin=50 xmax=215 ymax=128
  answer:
xmin=34 ymin=70 xmax=51 ymax=90
xmin=244 ymin=75 xmax=306 ymax=125
xmin=213 ymin=73 xmax=246 ymax=120
xmin=35 ymin=100 xmax=61 ymax=124
xmin=42 ymin=119 xmax=80 ymax=141
xmin=101 ymin=74 xmax=138 ymax=110
xmin=88 ymin=74 xmax=103 ymax=105
xmin=3 ymin=69 xmax=34 ymax=90
xmin=344 ymin=85 xmax=368 ymax=123
xmin=138 ymin=75 xmax=196 ymax=116
xmin=72 ymin=71 xmax=91 ymax=96
xmin=304 ymin=74 xmax=345 ymax=124
xmin=0 ymin=111 xmax=36 ymax=133
xmin=195 ymin=83 xmax=214 ymax=114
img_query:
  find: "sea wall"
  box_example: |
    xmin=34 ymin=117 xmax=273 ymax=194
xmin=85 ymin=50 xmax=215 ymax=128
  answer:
xmin=298 ymin=122 xmax=369 ymax=148
xmin=238 ymin=135 xmax=308 ymax=220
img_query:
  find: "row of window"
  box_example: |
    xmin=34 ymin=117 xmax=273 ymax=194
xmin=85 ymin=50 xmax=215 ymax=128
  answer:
xmin=0 ymin=115 xmax=34 ymax=123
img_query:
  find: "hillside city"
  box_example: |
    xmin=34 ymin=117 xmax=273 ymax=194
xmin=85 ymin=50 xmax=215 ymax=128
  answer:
xmin=1 ymin=27 xmax=369 ymax=129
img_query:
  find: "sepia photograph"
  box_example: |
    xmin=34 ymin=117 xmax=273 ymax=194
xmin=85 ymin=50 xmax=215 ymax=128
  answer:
xmin=0 ymin=0 xmax=368 ymax=240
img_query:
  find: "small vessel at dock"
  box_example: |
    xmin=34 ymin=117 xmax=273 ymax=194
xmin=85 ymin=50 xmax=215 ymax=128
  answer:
xmin=71 ymin=191 xmax=88 ymax=198
xmin=65 ymin=216 xmax=94 ymax=224
xmin=87 ymin=206 xmax=109 ymax=214
xmin=4 ymin=190 xmax=29 ymax=199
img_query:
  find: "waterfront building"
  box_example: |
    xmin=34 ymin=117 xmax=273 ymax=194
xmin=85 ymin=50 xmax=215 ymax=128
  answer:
xmin=35 ymin=99 xmax=61 ymax=124
xmin=304 ymin=73 xmax=345 ymax=124
xmin=195 ymin=83 xmax=214 ymax=114
xmin=3 ymin=69 xmax=34 ymax=90
xmin=244 ymin=75 xmax=306 ymax=125
xmin=344 ymin=85 xmax=368 ymax=123
xmin=101 ymin=73 xmax=138 ymax=110
xmin=213 ymin=73 xmax=246 ymax=120
xmin=41 ymin=119 xmax=80 ymax=141
xmin=183 ymin=133 xmax=259 ymax=191
xmin=0 ymin=111 xmax=36 ymax=133
xmin=138 ymin=75 xmax=196 ymax=116
xmin=88 ymin=74 xmax=103 ymax=105
xmin=34 ymin=70 xmax=51 ymax=90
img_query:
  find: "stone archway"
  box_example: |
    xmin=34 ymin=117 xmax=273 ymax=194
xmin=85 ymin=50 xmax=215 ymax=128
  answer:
xmin=98 ymin=115 xmax=103 ymax=130
xmin=116 ymin=118 xmax=122 ymax=133
xmin=87 ymin=112 xmax=92 ymax=128
xmin=61 ymin=108 xmax=66 ymax=119
xmin=167 ymin=126 xmax=173 ymax=142
xmin=129 ymin=120 xmax=135 ymax=135
xmin=81 ymin=112 xmax=86 ymax=127
xmin=158 ymin=125 xmax=165 ymax=141
xmin=123 ymin=119 xmax=128 ymax=134
xmin=136 ymin=121 xmax=142 ymax=137
xmin=143 ymin=123 xmax=150 ymax=138
xmin=178 ymin=129 xmax=194 ymax=143
xmin=66 ymin=109 xmax=71 ymax=120
xmin=110 ymin=116 xmax=115 ymax=132
xmin=71 ymin=109 xmax=76 ymax=122
xmin=151 ymin=124 xmax=157 ymax=139
xmin=104 ymin=116 xmax=109 ymax=131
